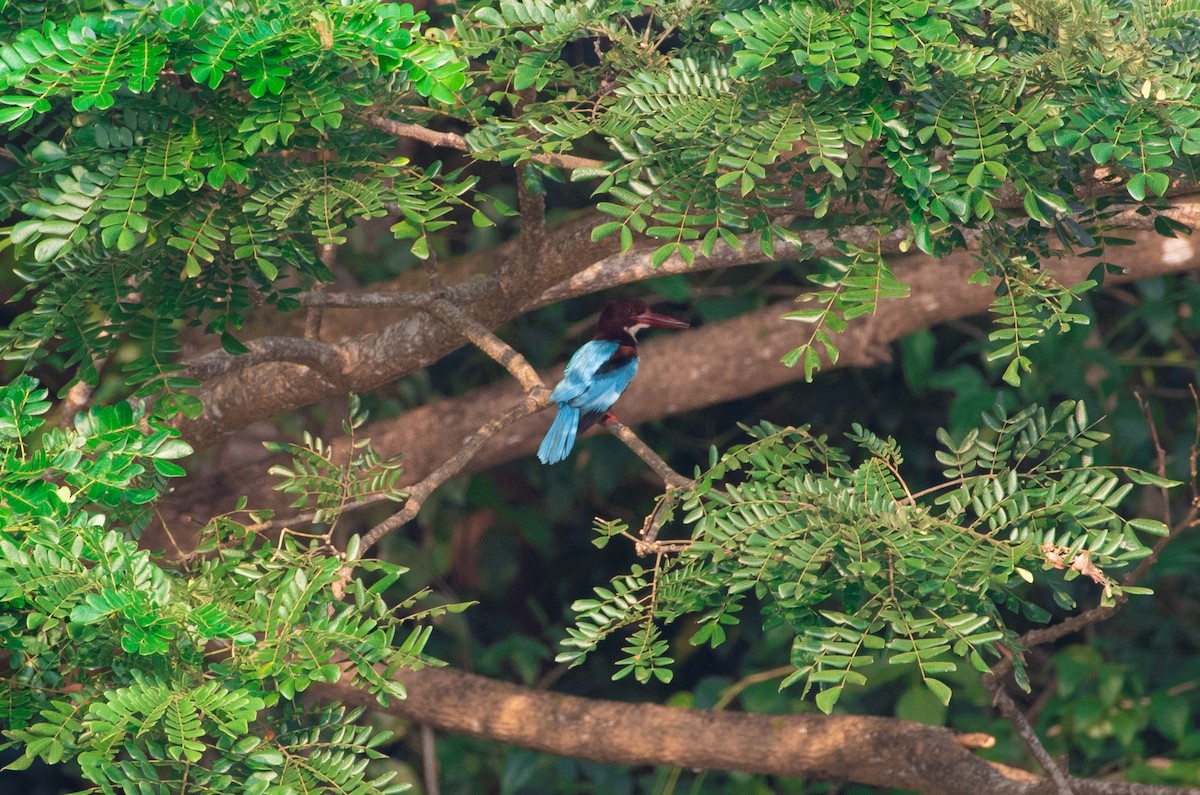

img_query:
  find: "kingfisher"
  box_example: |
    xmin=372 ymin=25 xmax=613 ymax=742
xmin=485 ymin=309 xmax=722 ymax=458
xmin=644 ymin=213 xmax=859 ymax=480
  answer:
xmin=537 ymin=299 xmax=689 ymax=465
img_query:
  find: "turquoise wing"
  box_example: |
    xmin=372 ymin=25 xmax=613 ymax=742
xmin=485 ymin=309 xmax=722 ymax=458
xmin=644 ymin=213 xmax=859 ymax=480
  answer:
xmin=548 ymin=340 xmax=639 ymax=417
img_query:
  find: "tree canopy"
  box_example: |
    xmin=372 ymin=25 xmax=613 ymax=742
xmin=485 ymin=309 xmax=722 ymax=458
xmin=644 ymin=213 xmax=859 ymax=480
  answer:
xmin=2 ymin=0 xmax=1200 ymax=793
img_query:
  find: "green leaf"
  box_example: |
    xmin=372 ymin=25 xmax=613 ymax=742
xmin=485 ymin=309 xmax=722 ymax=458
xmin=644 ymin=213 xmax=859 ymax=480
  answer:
xmin=815 ymin=686 xmax=843 ymax=714
xmin=924 ymin=678 xmax=953 ymax=706
xmin=1128 ymin=518 xmax=1169 ymax=537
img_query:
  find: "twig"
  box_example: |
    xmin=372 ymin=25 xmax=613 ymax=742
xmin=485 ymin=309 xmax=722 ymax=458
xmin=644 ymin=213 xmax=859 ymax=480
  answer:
xmin=711 ymin=666 xmax=795 ymax=711
xmin=423 ymin=298 xmax=548 ymax=397
xmin=363 ymin=113 xmax=606 ymax=171
xmin=992 ymin=499 xmax=1200 ymax=681
xmin=1134 ymin=391 xmax=1172 ymax=527
xmin=59 ymin=355 xmax=108 ymax=428
xmin=1124 ymin=501 xmax=1200 ymax=589
xmin=638 ymin=488 xmax=683 ymax=548
xmin=183 ymin=337 xmax=347 ymax=382
xmin=1118 ymin=389 xmax=1200 ymax=587
xmin=984 ymin=676 xmax=1074 ymax=795
xmin=420 ymin=724 xmax=440 ymax=795
xmin=359 ymin=396 xmax=548 ymax=553
xmin=602 ymin=419 xmax=695 ymax=491
xmin=364 ymin=116 xmax=468 ymax=150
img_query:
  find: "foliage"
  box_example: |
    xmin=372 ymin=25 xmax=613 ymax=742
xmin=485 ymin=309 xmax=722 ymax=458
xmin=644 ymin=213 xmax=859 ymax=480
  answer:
xmin=0 ymin=376 xmax=457 ymax=793
xmin=265 ymin=393 xmax=408 ymax=529
xmin=1 ymin=0 xmax=1198 ymax=791
xmin=459 ymin=0 xmax=1200 ymax=380
xmin=559 ymin=401 xmax=1177 ymax=712
xmin=0 ymin=0 xmax=473 ymax=404
xmin=3 ymin=0 xmax=1198 ymax=398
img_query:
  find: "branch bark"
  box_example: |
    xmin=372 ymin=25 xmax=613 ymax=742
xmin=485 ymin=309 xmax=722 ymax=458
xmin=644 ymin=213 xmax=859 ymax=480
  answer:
xmin=146 ymin=205 xmax=1200 ymax=793
xmin=175 ymin=196 xmax=1200 ymax=453
xmin=313 ymin=666 xmax=1191 ymax=795
xmin=157 ymin=221 xmax=1200 ymax=543
xmin=363 ymin=113 xmax=606 ymax=170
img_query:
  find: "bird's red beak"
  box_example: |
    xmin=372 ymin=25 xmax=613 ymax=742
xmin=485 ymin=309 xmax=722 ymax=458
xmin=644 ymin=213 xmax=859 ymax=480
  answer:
xmin=635 ymin=309 xmax=690 ymax=329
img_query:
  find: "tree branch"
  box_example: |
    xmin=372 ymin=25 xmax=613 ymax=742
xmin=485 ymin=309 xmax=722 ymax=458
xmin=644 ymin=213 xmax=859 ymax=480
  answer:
xmin=423 ymin=298 xmax=548 ymax=397
xmin=985 ymin=675 xmax=1075 ymax=795
xmin=156 ymin=228 xmax=1200 ymax=549
xmin=312 ymin=666 xmax=1193 ymax=795
xmin=174 ymin=197 xmax=1200 ymax=451
xmin=516 ymin=166 xmax=548 ymax=283
xmin=363 ymin=113 xmax=606 ymax=170
xmin=183 ymin=337 xmax=347 ymax=382
xmin=359 ymin=395 xmax=548 ymax=553
xmin=602 ymin=419 xmax=695 ymax=490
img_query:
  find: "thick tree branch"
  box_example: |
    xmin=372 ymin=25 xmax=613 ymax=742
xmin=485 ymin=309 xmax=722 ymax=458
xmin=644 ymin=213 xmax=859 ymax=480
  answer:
xmin=313 ymin=666 xmax=1191 ymax=795
xmin=516 ymin=167 xmax=548 ymax=282
xmin=174 ymin=197 xmax=1200 ymax=451
xmin=156 ymin=226 xmax=1200 ymax=548
xmin=183 ymin=337 xmax=348 ymax=382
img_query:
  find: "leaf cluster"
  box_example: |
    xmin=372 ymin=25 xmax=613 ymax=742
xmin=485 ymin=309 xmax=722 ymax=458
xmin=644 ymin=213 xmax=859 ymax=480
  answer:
xmin=0 ymin=377 xmax=457 ymax=792
xmin=460 ymin=0 xmax=1200 ymax=379
xmin=0 ymin=0 xmax=475 ymax=395
xmin=265 ymin=393 xmax=408 ymax=530
xmin=559 ymin=401 xmax=1176 ymax=713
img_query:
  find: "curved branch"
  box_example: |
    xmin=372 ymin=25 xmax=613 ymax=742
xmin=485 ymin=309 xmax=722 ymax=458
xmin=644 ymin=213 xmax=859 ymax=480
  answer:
xmin=363 ymin=113 xmax=606 ymax=170
xmin=314 ymin=666 xmax=1191 ymax=795
xmin=183 ymin=337 xmax=348 ymax=382
xmin=359 ymin=395 xmax=548 ymax=553
xmin=424 ymin=298 xmax=548 ymax=396
xmin=155 ymin=227 xmax=1200 ymax=549
xmin=177 ymin=196 xmax=1200 ymax=451
xmin=603 ymin=419 xmax=695 ymax=490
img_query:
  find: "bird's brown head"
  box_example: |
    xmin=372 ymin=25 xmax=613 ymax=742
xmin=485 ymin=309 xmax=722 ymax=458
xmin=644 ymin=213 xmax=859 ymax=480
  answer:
xmin=594 ymin=300 xmax=689 ymax=340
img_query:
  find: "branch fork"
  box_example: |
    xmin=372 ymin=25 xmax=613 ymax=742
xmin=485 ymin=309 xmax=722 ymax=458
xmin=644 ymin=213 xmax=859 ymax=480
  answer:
xmin=358 ymin=300 xmax=693 ymax=554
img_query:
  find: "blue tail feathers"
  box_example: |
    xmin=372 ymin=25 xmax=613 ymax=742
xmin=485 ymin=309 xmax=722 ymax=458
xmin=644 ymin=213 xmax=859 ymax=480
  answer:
xmin=538 ymin=405 xmax=580 ymax=464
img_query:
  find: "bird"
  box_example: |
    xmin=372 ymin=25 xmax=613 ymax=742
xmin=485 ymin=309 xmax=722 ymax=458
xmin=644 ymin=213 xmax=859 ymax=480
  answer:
xmin=537 ymin=299 xmax=689 ymax=465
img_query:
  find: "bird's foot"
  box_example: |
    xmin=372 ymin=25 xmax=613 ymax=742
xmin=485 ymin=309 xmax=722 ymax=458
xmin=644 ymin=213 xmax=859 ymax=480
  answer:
xmin=600 ymin=410 xmax=619 ymax=425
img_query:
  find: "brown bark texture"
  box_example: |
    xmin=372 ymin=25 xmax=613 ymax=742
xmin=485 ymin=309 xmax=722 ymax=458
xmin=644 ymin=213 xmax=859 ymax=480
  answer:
xmin=159 ymin=206 xmax=1200 ymax=540
xmin=314 ymin=667 xmax=1193 ymax=795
